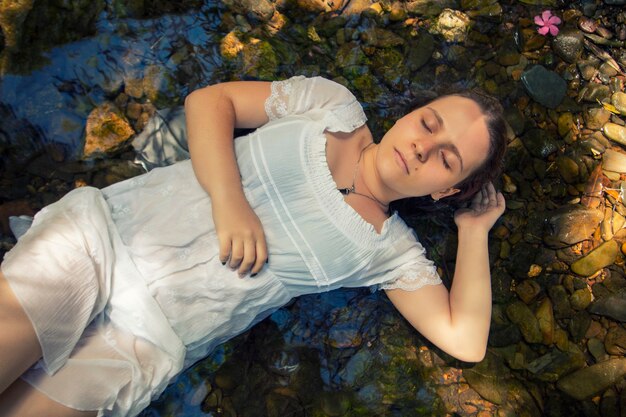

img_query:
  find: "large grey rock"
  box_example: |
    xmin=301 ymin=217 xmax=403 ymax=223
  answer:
xmin=521 ymin=65 xmax=567 ymax=109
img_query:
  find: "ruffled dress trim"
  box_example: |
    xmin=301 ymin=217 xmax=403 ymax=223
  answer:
xmin=303 ymin=128 xmax=411 ymax=250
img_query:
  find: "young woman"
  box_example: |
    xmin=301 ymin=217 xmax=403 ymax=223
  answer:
xmin=0 ymin=76 xmax=506 ymax=417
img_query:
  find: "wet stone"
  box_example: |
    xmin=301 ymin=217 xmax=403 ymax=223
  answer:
xmin=585 ymin=107 xmax=611 ymax=130
xmin=406 ymin=32 xmax=434 ymax=71
xmin=522 ymin=128 xmax=558 ymax=159
xmin=602 ymin=149 xmax=626 ymax=173
xmin=431 ymin=9 xmax=471 ymax=42
xmin=605 ymin=326 xmax=626 ymax=355
xmin=548 ymin=285 xmax=572 ymax=318
xmin=553 ymin=28 xmax=585 ymax=63
xmin=571 ymin=240 xmax=619 ymax=276
xmin=526 ymin=348 xmax=585 ymax=382
xmin=588 ymin=337 xmax=609 ymax=362
xmin=507 ymin=301 xmax=543 ymax=344
xmin=582 ymin=84 xmax=611 ymax=103
xmin=558 ymin=112 xmax=574 ymax=137
xmin=569 ymin=310 xmax=592 ymax=341
xmin=83 ymin=103 xmax=135 ymax=158
xmin=570 ymin=288 xmax=593 ymax=310
xmin=557 ymin=359 xmax=626 ymax=400
xmin=521 ymin=65 xmax=567 ymax=109
xmin=516 ymin=279 xmax=541 ymax=304
xmin=603 ymin=123 xmax=626 ymax=147
xmin=556 ymin=155 xmax=580 ymax=184
xmin=590 ymin=291 xmax=626 ymax=322
xmin=536 ymin=297 xmax=556 ymax=345
xmin=360 ymin=28 xmax=404 ymax=47
xmin=612 ymin=92 xmax=626 ymax=116
xmin=543 ymin=206 xmax=603 ymax=248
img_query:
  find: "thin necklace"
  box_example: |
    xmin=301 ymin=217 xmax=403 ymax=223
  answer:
xmin=337 ymin=142 xmax=389 ymax=212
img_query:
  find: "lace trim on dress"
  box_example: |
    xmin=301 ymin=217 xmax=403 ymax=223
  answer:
xmin=265 ymin=75 xmax=306 ymax=121
xmin=377 ymin=261 xmax=442 ymax=291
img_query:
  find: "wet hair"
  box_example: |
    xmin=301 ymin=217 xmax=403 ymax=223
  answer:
xmin=390 ymin=88 xmax=507 ymax=215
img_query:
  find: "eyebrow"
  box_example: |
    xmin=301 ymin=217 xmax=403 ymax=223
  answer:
xmin=426 ymin=107 xmax=465 ymax=173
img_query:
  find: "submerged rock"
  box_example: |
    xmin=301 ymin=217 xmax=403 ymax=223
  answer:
xmin=430 ymin=9 xmax=471 ymax=42
xmin=83 ymin=103 xmax=135 ymax=158
xmin=553 ymin=29 xmax=584 ymax=63
xmin=602 ymin=149 xmax=626 ymax=173
xmin=590 ymin=291 xmax=626 ymax=322
xmin=557 ymin=359 xmax=626 ymax=400
xmin=611 ymin=92 xmax=626 ymax=116
xmin=544 ymin=207 xmax=603 ymax=248
xmin=571 ymin=240 xmax=619 ymax=276
xmin=603 ymin=123 xmax=626 ymax=147
xmin=507 ymin=301 xmax=542 ymax=344
xmin=521 ymin=65 xmax=567 ymax=109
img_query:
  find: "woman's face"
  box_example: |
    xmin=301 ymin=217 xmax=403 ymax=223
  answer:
xmin=375 ymin=95 xmax=491 ymax=202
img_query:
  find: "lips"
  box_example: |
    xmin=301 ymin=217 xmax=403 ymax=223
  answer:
xmin=394 ymin=148 xmax=409 ymax=175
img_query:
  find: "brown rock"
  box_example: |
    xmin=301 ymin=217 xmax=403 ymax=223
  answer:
xmin=83 ymin=103 xmax=135 ymax=158
xmin=605 ymin=325 xmax=626 ymax=355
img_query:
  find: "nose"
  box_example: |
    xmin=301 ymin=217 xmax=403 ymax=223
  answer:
xmin=412 ymin=139 xmax=434 ymax=162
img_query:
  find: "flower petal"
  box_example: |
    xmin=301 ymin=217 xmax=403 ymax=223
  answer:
xmin=549 ymin=25 xmax=559 ymax=36
xmin=542 ymin=10 xmax=552 ymax=21
xmin=548 ymin=16 xmax=561 ymax=25
xmin=538 ymin=26 xmax=550 ymax=35
xmin=534 ymin=15 xmax=545 ymax=25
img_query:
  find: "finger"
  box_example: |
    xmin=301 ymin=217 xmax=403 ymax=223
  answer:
xmin=238 ymin=238 xmax=257 ymax=276
xmin=229 ymin=240 xmax=244 ymax=270
xmin=486 ymin=182 xmax=497 ymax=204
xmin=496 ymin=191 xmax=506 ymax=207
xmin=218 ymin=234 xmax=232 ymax=265
xmin=251 ymin=236 xmax=268 ymax=275
xmin=469 ymin=188 xmax=483 ymax=207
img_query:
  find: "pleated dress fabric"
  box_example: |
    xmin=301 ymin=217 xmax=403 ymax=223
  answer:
xmin=1 ymin=76 xmax=441 ymax=416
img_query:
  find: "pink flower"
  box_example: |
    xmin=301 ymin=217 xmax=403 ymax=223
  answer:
xmin=534 ymin=10 xmax=561 ymax=36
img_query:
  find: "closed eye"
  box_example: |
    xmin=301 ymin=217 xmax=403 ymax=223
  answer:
xmin=441 ymin=151 xmax=451 ymax=170
xmin=421 ymin=118 xmax=432 ymax=134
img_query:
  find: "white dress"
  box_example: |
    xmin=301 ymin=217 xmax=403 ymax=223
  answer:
xmin=1 ymin=76 xmax=441 ymax=417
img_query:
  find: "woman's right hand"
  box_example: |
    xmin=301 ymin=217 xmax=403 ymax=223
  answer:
xmin=212 ymin=197 xmax=268 ymax=277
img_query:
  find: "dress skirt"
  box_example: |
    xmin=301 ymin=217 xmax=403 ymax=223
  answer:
xmin=1 ymin=186 xmax=184 ymax=416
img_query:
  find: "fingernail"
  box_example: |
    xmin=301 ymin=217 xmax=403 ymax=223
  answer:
xmin=251 ymin=273 xmax=257 ymax=277
xmin=266 ymin=258 xmax=269 ymax=264
xmin=221 ymin=261 xmax=226 ymax=266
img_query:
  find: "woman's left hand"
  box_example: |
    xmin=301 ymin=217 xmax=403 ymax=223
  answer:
xmin=454 ymin=182 xmax=505 ymax=233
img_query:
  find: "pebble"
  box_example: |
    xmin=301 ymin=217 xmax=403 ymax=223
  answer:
xmin=557 ymin=359 xmax=626 ymax=400
xmin=602 ymin=149 xmax=626 ymax=173
xmin=506 ymin=301 xmax=543 ymax=343
xmin=611 ymin=92 xmax=626 ymax=116
xmin=589 ymin=292 xmax=626 ymax=322
xmin=603 ymin=123 xmax=626 ymax=147
xmin=604 ymin=326 xmax=626 ymax=356
xmin=535 ymin=298 xmax=555 ymax=345
xmin=521 ymin=65 xmax=567 ymax=109
xmin=571 ymin=240 xmax=619 ymax=276
xmin=556 ymin=156 xmax=580 ymax=184
xmin=570 ymin=288 xmax=593 ymax=310
xmin=553 ymin=28 xmax=584 ymax=63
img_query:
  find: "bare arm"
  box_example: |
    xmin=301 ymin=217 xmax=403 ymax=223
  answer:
xmin=386 ymin=183 xmax=505 ymax=362
xmin=184 ymin=81 xmax=271 ymax=275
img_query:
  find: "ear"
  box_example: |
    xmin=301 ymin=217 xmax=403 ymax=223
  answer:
xmin=431 ymin=187 xmax=460 ymax=201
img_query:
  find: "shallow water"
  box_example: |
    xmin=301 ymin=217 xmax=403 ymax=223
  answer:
xmin=2 ymin=0 xmax=626 ymax=416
